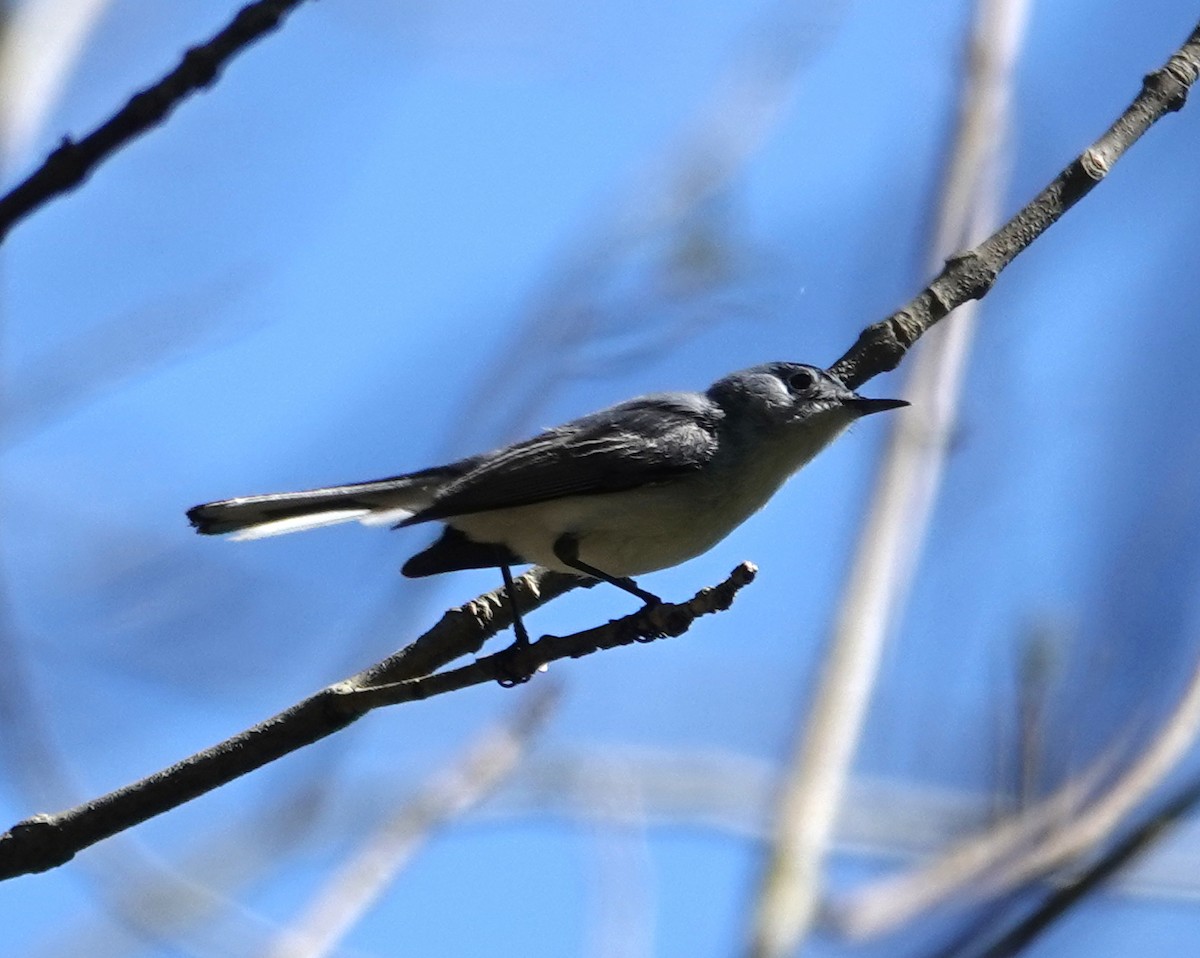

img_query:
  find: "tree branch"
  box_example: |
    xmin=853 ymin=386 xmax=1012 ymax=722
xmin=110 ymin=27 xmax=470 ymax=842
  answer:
xmin=828 ymin=18 xmax=1200 ymax=389
xmin=0 ymin=0 xmax=312 ymax=244
xmin=344 ymin=562 xmax=755 ymax=711
xmin=0 ymin=563 xmax=754 ymax=881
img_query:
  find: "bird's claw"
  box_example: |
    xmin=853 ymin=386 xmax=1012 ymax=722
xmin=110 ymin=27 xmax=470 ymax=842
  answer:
xmin=493 ymin=639 xmax=543 ymax=687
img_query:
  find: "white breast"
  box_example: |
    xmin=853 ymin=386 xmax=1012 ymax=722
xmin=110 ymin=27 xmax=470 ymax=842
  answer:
xmin=448 ymin=412 xmax=852 ymax=578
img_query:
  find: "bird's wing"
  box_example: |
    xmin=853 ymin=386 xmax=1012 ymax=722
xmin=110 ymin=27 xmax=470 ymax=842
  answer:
xmin=401 ymin=393 xmax=722 ymax=524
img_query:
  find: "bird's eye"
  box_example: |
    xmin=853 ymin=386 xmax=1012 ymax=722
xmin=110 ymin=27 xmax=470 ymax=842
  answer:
xmin=788 ymin=369 xmax=816 ymax=391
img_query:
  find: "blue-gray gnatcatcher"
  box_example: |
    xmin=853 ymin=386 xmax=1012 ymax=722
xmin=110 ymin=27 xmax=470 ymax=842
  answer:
xmin=189 ymin=362 xmax=905 ymax=668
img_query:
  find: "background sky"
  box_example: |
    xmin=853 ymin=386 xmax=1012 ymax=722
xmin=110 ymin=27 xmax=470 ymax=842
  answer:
xmin=2 ymin=1 xmax=1200 ymax=956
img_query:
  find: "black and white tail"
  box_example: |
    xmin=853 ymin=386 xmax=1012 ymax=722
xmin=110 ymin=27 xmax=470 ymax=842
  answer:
xmin=187 ymin=465 xmax=460 ymax=540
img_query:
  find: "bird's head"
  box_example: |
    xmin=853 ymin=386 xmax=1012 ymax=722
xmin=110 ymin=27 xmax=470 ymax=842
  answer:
xmin=706 ymin=362 xmax=907 ymax=430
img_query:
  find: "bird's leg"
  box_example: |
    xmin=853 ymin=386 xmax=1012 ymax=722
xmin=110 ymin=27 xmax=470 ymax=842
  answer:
xmin=499 ymin=563 xmax=531 ymax=646
xmin=553 ymin=533 xmax=661 ymax=605
xmin=495 ymin=563 xmax=534 ymax=687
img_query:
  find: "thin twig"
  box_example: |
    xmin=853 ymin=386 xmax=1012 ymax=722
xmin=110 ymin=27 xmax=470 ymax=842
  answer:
xmin=0 ymin=0 xmax=311 ymax=244
xmin=0 ymin=564 xmax=753 ymax=881
xmin=745 ymin=0 xmax=1030 ymax=953
xmin=828 ymin=18 xmax=1200 ymax=389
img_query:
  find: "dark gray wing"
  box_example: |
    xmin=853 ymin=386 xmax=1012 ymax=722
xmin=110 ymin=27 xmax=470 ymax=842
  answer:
xmin=400 ymin=392 xmax=723 ymax=525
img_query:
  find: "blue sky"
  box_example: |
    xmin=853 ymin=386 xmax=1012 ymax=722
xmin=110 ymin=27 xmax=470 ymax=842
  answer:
xmin=2 ymin=1 xmax=1200 ymax=956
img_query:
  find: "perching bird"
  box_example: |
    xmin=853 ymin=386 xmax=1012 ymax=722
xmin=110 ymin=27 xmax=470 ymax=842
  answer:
xmin=188 ymin=362 xmax=905 ymax=669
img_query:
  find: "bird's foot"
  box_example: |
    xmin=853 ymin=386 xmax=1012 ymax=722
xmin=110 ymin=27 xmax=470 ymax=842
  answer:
xmin=493 ymin=637 xmax=547 ymax=687
xmin=632 ymin=594 xmax=696 ymax=643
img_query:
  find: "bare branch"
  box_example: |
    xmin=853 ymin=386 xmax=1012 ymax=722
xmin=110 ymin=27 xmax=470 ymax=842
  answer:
xmin=0 ymin=567 xmax=579 ymax=881
xmin=0 ymin=564 xmax=754 ymax=881
xmin=346 ymin=563 xmax=755 ymax=711
xmin=0 ymin=0 xmax=312 ymax=244
xmin=828 ymin=18 xmax=1200 ymax=389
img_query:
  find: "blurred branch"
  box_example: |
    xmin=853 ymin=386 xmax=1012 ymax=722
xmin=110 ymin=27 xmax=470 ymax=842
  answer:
xmin=0 ymin=563 xmax=754 ymax=880
xmin=829 ymin=17 xmax=1200 ymax=389
xmin=450 ymin=1 xmax=845 ymax=453
xmin=949 ymin=776 xmax=1200 ymax=958
xmin=265 ymin=684 xmax=561 ymax=958
xmin=0 ymin=0 xmax=114 ymax=161
xmin=0 ymin=0 xmax=312 ymax=244
xmin=3 ymin=266 xmax=261 ymax=446
xmin=420 ymin=750 xmax=1200 ymax=901
xmin=831 ymin=754 xmax=1107 ymax=940
xmin=746 ymin=0 xmax=1029 ymax=953
xmin=984 ymin=631 xmax=1200 ymax=890
xmin=1014 ymin=623 xmax=1064 ymax=809
xmin=581 ymin=767 xmax=656 ymax=958
xmin=836 ymin=626 xmax=1200 ymax=938
xmin=28 ymin=785 xmax=327 ymax=958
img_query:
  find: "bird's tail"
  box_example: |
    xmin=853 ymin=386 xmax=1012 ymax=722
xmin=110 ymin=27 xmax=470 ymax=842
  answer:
xmin=187 ymin=465 xmax=460 ymax=540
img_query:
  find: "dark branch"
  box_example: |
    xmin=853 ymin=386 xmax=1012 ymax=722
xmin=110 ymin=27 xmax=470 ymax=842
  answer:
xmin=0 ymin=0 xmax=312 ymax=245
xmin=828 ymin=18 xmax=1200 ymax=389
xmin=0 ymin=564 xmax=753 ymax=881
xmin=348 ymin=562 xmax=757 ymax=710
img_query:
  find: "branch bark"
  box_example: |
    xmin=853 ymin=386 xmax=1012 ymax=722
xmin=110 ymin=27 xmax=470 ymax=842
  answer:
xmin=0 ymin=563 xmax=754 ymax=881
xmin=0 ymin=0 xmax=312 ymax=244
xmin=827 ymin=18 xmax=1200 ymax=389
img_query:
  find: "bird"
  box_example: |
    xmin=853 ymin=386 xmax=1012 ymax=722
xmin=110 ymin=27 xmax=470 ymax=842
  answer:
xmin=188 ymin=362 xmax=905 ymax=675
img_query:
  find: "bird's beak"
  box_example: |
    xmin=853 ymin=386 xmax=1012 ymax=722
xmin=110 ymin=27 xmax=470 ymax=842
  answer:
xmin=845 ymin=397 xmax=909 ymax=416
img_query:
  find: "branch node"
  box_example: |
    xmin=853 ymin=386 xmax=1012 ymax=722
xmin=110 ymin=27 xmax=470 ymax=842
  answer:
xmin=323 ymin=681 xmax=369 ymax=719
xmin=490 ymin=642 xmax=546 ymax=685
xmin=43 ymin=139 xmax=85 ymax=188
xmin=1149 ymin=54 xmax=1198 ymax=112
xmin=1078 ymin=146 xmax=1110 ymax=181
xmin=182 ymin=46 xmax=222 ymax=87
xmin=0 ymin=814 xmax=74 ymax=878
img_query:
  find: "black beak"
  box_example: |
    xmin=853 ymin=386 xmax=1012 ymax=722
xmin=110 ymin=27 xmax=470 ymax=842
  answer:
xmin=845 ymin=397 xmax=909 ymax=416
